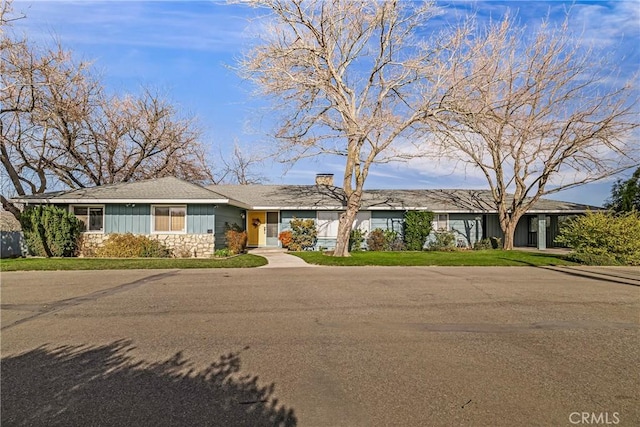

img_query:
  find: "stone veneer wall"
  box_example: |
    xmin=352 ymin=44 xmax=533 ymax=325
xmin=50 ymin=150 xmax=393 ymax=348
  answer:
xmin=79 ymin=233 xmax=215 ymax=258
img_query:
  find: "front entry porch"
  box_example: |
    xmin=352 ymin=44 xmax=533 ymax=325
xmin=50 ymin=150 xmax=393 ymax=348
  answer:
xmin=246 ymin=211 xmax=280 ymax=247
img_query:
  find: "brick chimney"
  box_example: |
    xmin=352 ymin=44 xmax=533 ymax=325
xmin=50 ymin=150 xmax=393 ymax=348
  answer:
xmin=315 ymin=173 xmax=334 ymax=186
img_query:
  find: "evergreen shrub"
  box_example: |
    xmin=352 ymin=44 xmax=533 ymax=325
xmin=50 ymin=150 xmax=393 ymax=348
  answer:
xmin=403 ymin=211 xmax=434 ymax=250
xmin=20 ymin=205 xmax=82 ymax=257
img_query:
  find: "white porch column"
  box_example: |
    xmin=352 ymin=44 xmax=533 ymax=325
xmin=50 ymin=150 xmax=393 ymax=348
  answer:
xmin=537 ymin=214 xmax=546 ymax=250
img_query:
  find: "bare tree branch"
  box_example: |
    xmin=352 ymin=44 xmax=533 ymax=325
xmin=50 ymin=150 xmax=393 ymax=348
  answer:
xmin=237 ymin=0 xmax=462 ymax=256
xmin=428 ymin=12 xmax=639 ymax=249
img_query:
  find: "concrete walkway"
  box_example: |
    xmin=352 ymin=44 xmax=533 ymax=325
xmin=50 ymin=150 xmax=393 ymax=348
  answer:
xmin=248 ymin=248 xmax=318 ymax=268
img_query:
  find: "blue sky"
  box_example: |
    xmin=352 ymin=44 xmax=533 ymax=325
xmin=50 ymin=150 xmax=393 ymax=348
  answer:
xmin=10 ymin=0 xmax=640 ymax=206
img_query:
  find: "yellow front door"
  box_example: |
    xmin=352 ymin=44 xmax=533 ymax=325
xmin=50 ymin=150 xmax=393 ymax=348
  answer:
xmin=247 ymin=211 xmax=266 ymax=247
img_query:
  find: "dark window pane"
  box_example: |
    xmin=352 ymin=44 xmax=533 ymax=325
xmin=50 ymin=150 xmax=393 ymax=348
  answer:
xmin=89 ymin=208 xmax=103 ymax=231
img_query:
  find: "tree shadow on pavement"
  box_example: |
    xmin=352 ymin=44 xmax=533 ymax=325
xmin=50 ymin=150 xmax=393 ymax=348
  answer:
xmin=1 ymin=340 xmax=297 ymax=427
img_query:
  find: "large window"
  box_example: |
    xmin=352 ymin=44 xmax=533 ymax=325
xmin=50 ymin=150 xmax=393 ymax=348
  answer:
xmin=317 ymin=211 xmax=371 ymax=238
xmin=72 ymin=206 xmax=104 ymax=232
xmin=153 ymin=206 xmax=186 ymax=233
xmin=433 ymin=214 xmax=449 ymax=231
xmin=317 ymin=211 xmax=340 ymax=238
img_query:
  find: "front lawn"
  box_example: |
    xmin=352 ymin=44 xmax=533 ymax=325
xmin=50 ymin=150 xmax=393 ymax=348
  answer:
xmin=291 ymin=250 xmax=577 ymax=266
xmin=0 ymin=254 xmax=267 ymax=271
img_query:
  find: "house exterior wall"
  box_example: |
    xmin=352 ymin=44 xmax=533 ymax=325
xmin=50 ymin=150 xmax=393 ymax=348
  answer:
xmin=483 ymin=213 xmax=572 ymax=248
xmin=73 ymin=203 xmax=219 ymax=257
xmin=187 ymin=204 xmax=216 ymax=234
xmin=371 ymin=211 xmax=404 ymax=235
xmin=213 ymin=205 xmax=245 ymax=250
xmin=280 ymin=209 xmax=406 ymax=250
xmin=448 ymin=214 xmax=483 ymax=247
xmin=105 ymin=204 xmax=151 ymax=233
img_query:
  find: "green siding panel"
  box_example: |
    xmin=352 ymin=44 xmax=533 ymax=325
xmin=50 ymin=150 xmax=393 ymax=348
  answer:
xmin=187 ymin=204 xmax=215 ymax=234
xmin=105 ymin=204 xmax=150 ymax=234
xmin=449 ymin=214 xmax=483 ymax=247
xmin=370 ymin=211 xmax=404 ymax=235
xmin=214 ymin=205 xmax=245 ymax=250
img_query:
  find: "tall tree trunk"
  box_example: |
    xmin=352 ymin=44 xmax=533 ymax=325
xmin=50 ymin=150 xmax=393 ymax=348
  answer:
xmin=500 ymin=212 xmax=524 ymax=250
xmin=333 ymin=190 xmax=363 ymax=257
xmin=502 ymin=223 xmax=516 ymax=250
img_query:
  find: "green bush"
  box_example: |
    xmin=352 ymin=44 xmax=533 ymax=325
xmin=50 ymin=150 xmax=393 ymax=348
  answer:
xmin=96 ymin=234 xmax=171 ymax=258
xmin=349 ymin=228 xmax=366 ymax=252
xmin=384 ymin=229 xmax=405 ymax=251
xmin=366 ymin=228 xmax=386 ymax=251
xmin=289 ymin=218 xmax=317 ymax=251
xmin=555 ymin=211 xmax=640 ymax=265
xmin=427 ymin=230 xmax=457 ymax=251
xmin=214 ymin=248 xmax=232 ymax=258
xmin=403 ymin=211 xmax=433 ymax=250
xmin=473 ymin=238 xmax=494 ymax=250
xmin=20 ymin=205 xmax=83 ymax=257
xmin=365 ymin=228 xmax=403 ymax=251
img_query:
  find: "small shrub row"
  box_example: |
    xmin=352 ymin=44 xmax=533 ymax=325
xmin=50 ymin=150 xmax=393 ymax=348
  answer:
xmin=96 ymin=234 xmax=171 ymax=258
xmin=473 ymin=237 xmax=501 ymax=250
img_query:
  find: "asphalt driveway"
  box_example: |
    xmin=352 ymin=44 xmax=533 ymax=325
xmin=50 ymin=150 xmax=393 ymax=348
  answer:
xmin=1 ymin=266 xmax=638 ymax=426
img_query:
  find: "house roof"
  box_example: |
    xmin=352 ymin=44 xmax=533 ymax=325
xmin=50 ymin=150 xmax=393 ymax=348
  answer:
xmin=11 ymin=177 xmax=238 ymax=205
xmin=209 ymin=184 xmax=599 ymax=213
xmin=209 ymin=185 xmax=349 ymax=209
xmin=10 ymin=177 xmax=600 ymax=213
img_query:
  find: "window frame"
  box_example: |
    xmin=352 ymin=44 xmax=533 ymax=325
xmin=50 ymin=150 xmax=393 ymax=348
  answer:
xmin=433 ymin=213 xmax=449 ymax=231
xmin=70 ymin=205 xmax=105 ymax=233
xmin=317 ymin=211 xmax=340 ymax=239
xmin=151 ymin=205 xmax=187 ymax=234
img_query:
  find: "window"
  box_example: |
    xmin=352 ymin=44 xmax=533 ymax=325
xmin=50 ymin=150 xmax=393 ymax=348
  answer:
xmin=153 ymin=206 xmax=186 ymax=233
xmin=72 ymin=206 xmax=104 ymax=232
xmin=317 ymin=211 xmax=371 ymax=238
xmin=433 ymin=214 xmax=448 ymax=231
xmin=353 ymin=211 xmax=371 ymax=234
xmin=317 ymin=211 xmax=340 ymax=238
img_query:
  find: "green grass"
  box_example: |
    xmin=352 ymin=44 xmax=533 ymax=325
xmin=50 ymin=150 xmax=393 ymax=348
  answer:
xmin=0 ymin=254 xmax=267 ymax=271
xmin=291 ymin=250 xmax=577 ymax=267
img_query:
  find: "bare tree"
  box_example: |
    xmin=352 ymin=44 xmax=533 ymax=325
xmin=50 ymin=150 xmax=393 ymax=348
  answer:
xmin=1 ymin=13 xmax=213 ymax=218
xmin=215 ymin=141 xmax=268 ymax=185
xmin=239 ymin=0 xmax=458 ymax=256
xmin=429 ymin=14 xmax=639 ymax=249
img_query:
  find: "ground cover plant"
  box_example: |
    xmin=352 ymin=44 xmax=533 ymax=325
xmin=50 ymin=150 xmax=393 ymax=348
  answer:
xmin=291 ymin=250 xmax=577 ymax=267
xmin=0 ymin=255 xmax=267 ymax=271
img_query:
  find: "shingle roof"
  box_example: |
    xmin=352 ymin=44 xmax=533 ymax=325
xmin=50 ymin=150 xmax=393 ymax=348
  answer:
xmin=209 ymin=185 xmax=600 ymax=213
xmin=209 ymin=185 xmax=348 ymax=209
xmin=14 ymin=177 xmax=229 ymax=203
xmin=11 ymin=177 xmax=600 ymax=213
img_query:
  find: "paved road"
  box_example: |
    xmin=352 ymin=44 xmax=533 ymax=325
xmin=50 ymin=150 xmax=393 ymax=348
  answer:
xmin=1 ymin=267 xmax=638 ymax=426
